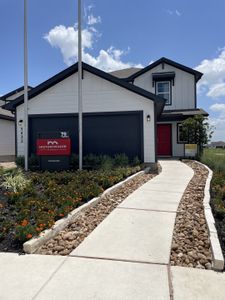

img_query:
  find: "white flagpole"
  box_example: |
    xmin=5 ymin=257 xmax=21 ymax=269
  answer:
xmin=24 ymin=0 xmax=29 ymax=171
xmin=78 ymin=0 xmax=83 ymax=170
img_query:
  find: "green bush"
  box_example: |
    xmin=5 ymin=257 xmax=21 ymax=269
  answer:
xmin=114 ymin=153 xmax=129 ymax=166
xmin=99 ymin=155 xmax=114 ymax=170
xmin=201 ymin=149 xmax=225 ymax=174
xmin=29 ymin=154 xmax=39 ymax=168
xmin=70 ymin=154 xmax=79 ymax=169
xmin=15 ymin=155 xmax=39 ymax=169
xmin=1 ymin=164 xmax=142 ymax=243
xmin=83 ymin=154 xmax=101 ymax=168
xmin=132 ymin=156 xmax=141 ymax=166
xmin=1 ymin=169 xmax=31 ymax=193
xmin=16 ymin=156 xmax=25 ymax=168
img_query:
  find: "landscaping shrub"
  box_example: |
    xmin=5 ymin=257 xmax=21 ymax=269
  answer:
xmin=114 ymin=153 xmax=129 ymax=166
xmin=70 ymin=154 xmax=79 ymax=169
xmin=83 ymin=154 xmax=101 ymax=168
xmin=15 ymin=156 xmax=25 ymax=168
xmin=132 ymin=156 xmax=141 ymax=166
xmin=99 ymin=155 xmax=114 ymax=170
xmin=1 ymin=169 xmax=31 ymax=193
xmin=0 ymin=165 xmax=141 ymax=243
xmin=29 ymin=154 xmax=39 ymax=168
xmin=201 ymin=148 xmax=225 ymax=259
xmin=15 ymin=155 xmax=39 ymax=170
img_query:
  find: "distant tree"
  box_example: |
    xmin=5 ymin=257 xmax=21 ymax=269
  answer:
xmin=181 ymin=115 xmax=214 ymax=156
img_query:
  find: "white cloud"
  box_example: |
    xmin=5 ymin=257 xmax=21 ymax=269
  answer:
xmin=210 ymin=103 xmax=225 ymax=117
xmin=44 ymin=15 xmax=143 ymax=72
xmin=44 ymin=25 xmax=93 ymax=65
xmin=207 ymin=83 xmax=225 ymax=98
xmin=175 ymin=10 xmax=181 ymax=16
xmin=166 ymin=9 xmax=182 ymax=16
xmin=196 ymin=47 xmax=225 ymax=98
xmin=209 ymin=103 xmax=225 ymax=141
xmin=166 ymin=9 xmax=173 ymax=15
xmin=87 ymin=14 xmax=101 ymax=25
xmin=209 ymin=117 xmax=225 ymax=141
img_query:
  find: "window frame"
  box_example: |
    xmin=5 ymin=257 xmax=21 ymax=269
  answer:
xmin=155 ymin=80 xmax=172 ymax=106
xmin=177 ymin=123 xmax=188 ymax=144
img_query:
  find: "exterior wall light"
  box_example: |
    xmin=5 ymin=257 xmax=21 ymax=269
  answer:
xmin=18 ymin=119 xmax=23 ymax=126
xmin=147 ymin=114 xmax=151 ymax=122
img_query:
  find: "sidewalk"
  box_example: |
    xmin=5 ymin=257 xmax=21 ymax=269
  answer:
xmin=0 ymin=160 xmax=225 ymax=300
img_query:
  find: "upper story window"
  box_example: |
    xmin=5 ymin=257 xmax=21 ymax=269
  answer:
xmin=152 ymin=72 xmax=175 ymax=106
xmin=156 ymin=81 xmax=171 ymax=105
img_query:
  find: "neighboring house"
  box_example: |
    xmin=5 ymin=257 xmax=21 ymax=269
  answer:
xmin=0 ymin=97 xmax=15 ymax=161
xmin=3 ymin=57 xmax=208 ymax=169
xmin=0 ymin=86 xmax=32 ymax=162
xmin=208 ymin=141 xmax=225 ymax=148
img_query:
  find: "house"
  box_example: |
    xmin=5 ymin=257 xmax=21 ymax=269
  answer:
xmin=208 ymin=141 xmax=225 ymax=149
xmin=3 ymin=57 xmax=208 ymax=170
xmin=111 ymin=57 xmax=208 ymax=157
xmin=0 ymin=86 xmax=32 ymax=162
xmin=0 ymin=99 xmax=15 ymax=161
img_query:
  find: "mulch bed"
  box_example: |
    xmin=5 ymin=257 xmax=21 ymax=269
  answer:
xmin=37 ymin=172 xmax=154 ymax=255
xmin=170 ymin=160 xmax=212 ymax=269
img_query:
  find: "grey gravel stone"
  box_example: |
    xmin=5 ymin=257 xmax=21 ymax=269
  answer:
xmin=37 ymin=172 xmax=155 ymax=256
xmin=170 ymin=161 xmax=212 ymax=270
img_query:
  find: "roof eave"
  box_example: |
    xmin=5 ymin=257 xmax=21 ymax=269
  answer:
xmin=126 ymin=57 xmax=203 ymax=83
xmin=3 ymin=62 xmax=163 ymax=111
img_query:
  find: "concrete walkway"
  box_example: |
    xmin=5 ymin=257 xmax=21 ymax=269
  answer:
xmin=1 ymin=160 xmax=224 ymax=299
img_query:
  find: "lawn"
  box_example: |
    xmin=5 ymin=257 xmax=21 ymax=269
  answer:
xmin=0 ymin=154 xmax=141 ymax=252
xmin=201 ymin=148 xmax=225 ymax=260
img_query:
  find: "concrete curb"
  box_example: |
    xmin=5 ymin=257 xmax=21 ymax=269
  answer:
xmin=23 ymin=169 xmax=145 ymax=254
xmin=197 ymin=161 xmax=224 ymax=271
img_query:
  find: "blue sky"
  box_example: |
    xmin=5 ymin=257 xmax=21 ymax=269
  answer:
xmin=1 ymin=0 xmax=225 ymax=141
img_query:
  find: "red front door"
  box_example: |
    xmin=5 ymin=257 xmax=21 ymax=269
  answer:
xmin=157 ymin=124 xmax=172 ymax=156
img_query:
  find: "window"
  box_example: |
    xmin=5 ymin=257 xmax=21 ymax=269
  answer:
xmin=177 ymin=123 xmax=188 ymax=144
xmin=156 ymin=81 xmax=171 ymax=105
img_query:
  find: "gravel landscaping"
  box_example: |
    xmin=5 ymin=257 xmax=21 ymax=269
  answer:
xmin=170 ymin=161 xmax=212 ymax=270
xmin=37 ymin=172 xmax=155 ymax=255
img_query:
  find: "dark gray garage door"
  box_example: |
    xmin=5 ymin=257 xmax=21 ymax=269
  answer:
xmin=29 ymin=111 xmax=143 ymax=160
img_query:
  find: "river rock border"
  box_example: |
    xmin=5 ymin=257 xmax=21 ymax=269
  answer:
xmin=23 ymin=169 xmax=149 ymax=254
xmin=198 ymin=161 xmax=225 ymax=271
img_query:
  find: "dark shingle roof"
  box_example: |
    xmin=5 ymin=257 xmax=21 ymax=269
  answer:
xmin=126 ymin=57 xmax=203 ymax=82
xmin=1 ymin=86 xmax=33 ymax=100
xmin=159 ymin=108 xmax=208 ymax=121
xmin=3 ymin=62 xmax=166 ymax=117
xmin=109 ymin=67 xmax=142 ymax=79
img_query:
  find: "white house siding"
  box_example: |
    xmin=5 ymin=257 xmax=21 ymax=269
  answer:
xmin=16 ymin=70 xmax=156 ymax=163
xmin=158 ymin=121 xmax=184 ymax=157
xmin=133 ymin=63 xmax=196 ymax=111
xmin=0 ymin=119 xmax=15 ymax=157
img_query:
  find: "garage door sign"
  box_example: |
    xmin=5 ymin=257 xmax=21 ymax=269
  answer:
xmin=37 ymin=138 xmax=71 ymax=156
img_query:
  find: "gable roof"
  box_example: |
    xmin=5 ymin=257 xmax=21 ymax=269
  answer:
xmin=126 ymin=57 xmax=203 ymax=82
xmin=1 ymin=86 xmax=33 ymax=101
xmin=159 ymin=108 xmax=208 ymax=121
xmin=3 ymin=62 xmax=165 ymax=116
xmin=0 ymin=114 xmax=14 ymax=121
xmin=109 ymin=67 xmax=142 ymax=78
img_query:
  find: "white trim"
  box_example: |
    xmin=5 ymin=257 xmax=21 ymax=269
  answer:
xmin=156 ymin=81 xmax=171 ymax=105
xmin=197 ymin=161 xmax=224 ymax=271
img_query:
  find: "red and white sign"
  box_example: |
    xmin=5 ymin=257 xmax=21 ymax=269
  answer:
xmin=37 ymin=138 xmax=71 ymax=156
